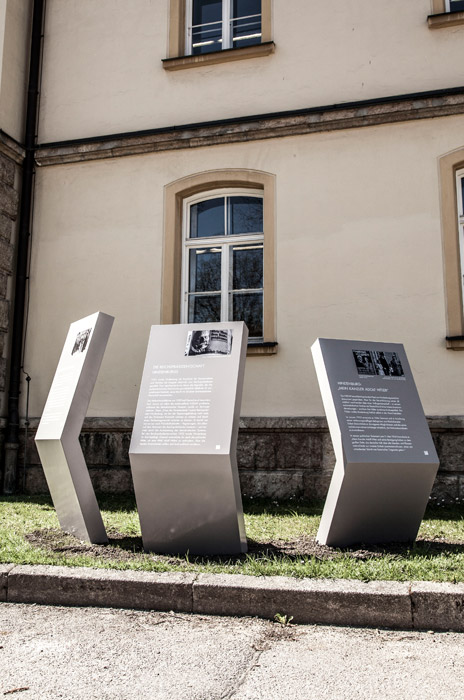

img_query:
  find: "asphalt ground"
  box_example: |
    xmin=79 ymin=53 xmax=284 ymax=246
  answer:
xmin=1 ymin=602 xmax=464 ymax=699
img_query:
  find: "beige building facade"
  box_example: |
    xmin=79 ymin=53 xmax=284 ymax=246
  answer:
xmin=3 ymin=0 xmax=464 ymax=499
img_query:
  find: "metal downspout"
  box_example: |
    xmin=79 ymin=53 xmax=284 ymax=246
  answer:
xmin=3 ymin=0 xmax=45 ymax=493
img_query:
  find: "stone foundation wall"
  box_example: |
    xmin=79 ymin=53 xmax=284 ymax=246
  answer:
xmin=19 ymin=416 xmax=464 ymax=504
xmin=0 ymin=148 xmax=20 ymax=417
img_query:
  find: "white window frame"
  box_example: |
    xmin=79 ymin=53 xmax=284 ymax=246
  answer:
xmin=185 ymin=0 xmax=262 ymax=55
xmin=181 ymin=188 xmax=264 ymax=341
xmin=456 ymin=169 xmax=464 ymax=314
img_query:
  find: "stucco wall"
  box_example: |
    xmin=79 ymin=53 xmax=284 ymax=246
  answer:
xmin=0 ymin=0 xmax=30 ymax=142
xmin=26 ymin=113 xmax=464 ymax=419
xmin=38 ymin=0 xmax=464 ymax=142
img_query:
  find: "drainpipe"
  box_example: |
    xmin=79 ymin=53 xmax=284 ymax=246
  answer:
xmin=3 ymin=0 xmax=44 ymax=494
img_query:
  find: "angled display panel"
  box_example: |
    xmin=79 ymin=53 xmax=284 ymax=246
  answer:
xmin=311 ymin=338 xmax=439 ymax=547
xmin=35 ymin=312 xmax=114 ymax=544
xmin=129 ymin=322 xmax=248 ymax=555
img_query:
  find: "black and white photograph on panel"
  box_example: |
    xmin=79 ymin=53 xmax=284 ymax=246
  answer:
xmin=185 ymin=329 xmax=233 ymax=356
xmin=71 ymin=328 xmax=92 ymax=355
xmin=352 ymin=350 xmax=376 ymax=376
xmin=353 ymin=349 xmax=405 ymax=378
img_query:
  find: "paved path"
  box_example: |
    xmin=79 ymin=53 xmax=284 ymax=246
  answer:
xmin=1 ymin=603 xmax=463 ymax=699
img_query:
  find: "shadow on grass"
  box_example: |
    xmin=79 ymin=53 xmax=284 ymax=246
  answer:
xmin=423 ymin=504 xmax=464 ymax=522
xmin=105 ymin=533 xmax=464 ymax=564
xmin=9 ymin=493 xmax=464 ymax=567
xmin=4 ymin=493 xmax=462 ymax=520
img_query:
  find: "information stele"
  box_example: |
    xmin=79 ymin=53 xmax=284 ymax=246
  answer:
xmin=311 ymin=338 xmax=439 ymax=547
xmin=35 ymin=311 xmax=114 ymax=544
xmin=129 ymin=322 xmax=248 ymax=555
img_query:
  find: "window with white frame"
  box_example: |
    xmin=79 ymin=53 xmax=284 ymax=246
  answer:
xmin=186 ymin=0 xmax=262 ymax=55
xmin=182 ymin=189 xmax=264 ymax=341
xmin=447 ymin=0 xmax=464 ymax=11
xmin=456 ymin=169 xmax=464 ymax=310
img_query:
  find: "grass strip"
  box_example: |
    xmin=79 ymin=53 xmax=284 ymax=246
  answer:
xmin=0 ymin=495 xmax=463 ymax=583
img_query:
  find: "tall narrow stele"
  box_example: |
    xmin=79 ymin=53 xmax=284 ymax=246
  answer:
xmin=129 ymin=322 xmax=248 ymax=555
xmin=35 ymin=312 xmax=114 ymax=544
xmin=311 ymin=338 xmax=439 ymax=547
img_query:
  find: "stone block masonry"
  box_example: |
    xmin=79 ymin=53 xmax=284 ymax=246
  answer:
xmin=19 ymin=415 xmax=464 ymax=504
xmin=0 ymin=146 xmax=22 ymax=421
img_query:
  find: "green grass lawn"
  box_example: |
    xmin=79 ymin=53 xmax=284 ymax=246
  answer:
xmin=1 ymin=495 xmax=464 ymax=583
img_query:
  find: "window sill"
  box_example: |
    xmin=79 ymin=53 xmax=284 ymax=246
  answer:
xmin=428 ymin=11 xmax=464 ymax=28
xmin=247 ymin=341 xmax=278 ymax=356
xmin=446 ymin=336 xmax=464 ymax=350
xmin=162 ymin=41 xmax=275 ymax=71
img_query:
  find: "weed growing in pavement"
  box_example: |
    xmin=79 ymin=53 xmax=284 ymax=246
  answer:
xmin=274 ymin=613 xmax=294 ymax=626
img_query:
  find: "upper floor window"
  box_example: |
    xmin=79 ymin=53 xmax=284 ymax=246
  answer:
xmin=165 ymin=0 xmax=273 ymax=70
xmin=186 ymin=0 xmax=262 ymax=55
xmin=428 ymin=0 xmax=464 ymax=23
xmin=447 ymin=0 xmax=464 ymax=11
xmin=182 ymin=190 xmax=264 ymax=340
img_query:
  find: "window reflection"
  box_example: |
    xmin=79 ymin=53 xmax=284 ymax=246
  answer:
xmin=229 ymin=196 xmax=263 ymax=235
xmin=192 ymin=0 xmax=223 ymax=54
xmin=449 ymin=0 xmax=464 ymax=11
xmin=232 ymin=0 xmax=262 ymax=48
xmin=188 ymin=294 xmax=221 ymax=323
xmin=189 ymin=248 xmax=222 ymax=292
xmin=190 ymin=198 xmax=225 ymax=238
xmin=232 ymin=244 xmax=263 ymax=290
xmin=232 ymin=292 xmax=263 ymax=337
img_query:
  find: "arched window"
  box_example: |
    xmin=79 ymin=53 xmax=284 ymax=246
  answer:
xmin=439 ymin=149 xmax=464 ymax=349
xmin=456 ymin=168 xmax=464 ymax=319
xmin=182 ymin=189 xmax=264 ymax=340
xmin=162 ymin=169 xmax=276 ymax=355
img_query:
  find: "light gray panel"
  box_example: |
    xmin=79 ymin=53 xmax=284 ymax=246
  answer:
xmin=312 ymin=338 xmax=440 ymax=547
xmin=129 ymin=322 xmax=248 ymax=555
xmin=35 ymin=311 xmax=114 ymax=544
xmin=130 ymin=453 xmax=246 ymax=555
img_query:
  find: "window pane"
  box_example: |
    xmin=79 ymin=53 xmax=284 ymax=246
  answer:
xmin=232 ymin=0 xmax=261 ymax=48
xmin=229 ymin=196 xmax=263 ymax=235
xmin=449 ymin=0 xmax=464 ymax=11
xmin=189 ymin=247 xmax=221 ymax=292
xmin=192 ymin=0 xmax=223 ymax=54
xmin=232 ymin=243 xmax=263 ymax=289
xmin=188 ymin=294 xmax=221 ymax=323
xmin=232 ymin=292 xmax=263 ymax=338
xmin=190 ymin=198 xmax=225 ymax=238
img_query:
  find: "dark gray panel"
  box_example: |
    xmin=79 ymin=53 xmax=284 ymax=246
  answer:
xmin=312 ymin=338 xmax=439 ymax=546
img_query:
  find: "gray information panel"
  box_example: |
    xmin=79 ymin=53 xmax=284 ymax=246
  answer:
xmin=35 ymin=311 xmax=114 ymax=544
xmin=129 ymin=322 xmax=248 ymax=555
xmin=311 ymin=338 xmax=439 ymax=546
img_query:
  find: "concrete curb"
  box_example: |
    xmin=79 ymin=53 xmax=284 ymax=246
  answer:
xmin=2 ymin=563 xmax=464 ymax=631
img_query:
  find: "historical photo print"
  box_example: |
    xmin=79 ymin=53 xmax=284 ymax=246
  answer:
xmin=353 ymin=349 xmax=404 ymax=378
xmin=185 ymin=329 xmax=233 ymax=356
xmin=71 ymin=328 xmax=92 ymax=355
xmin=352 ymin=350 xmax=376 ymax=376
